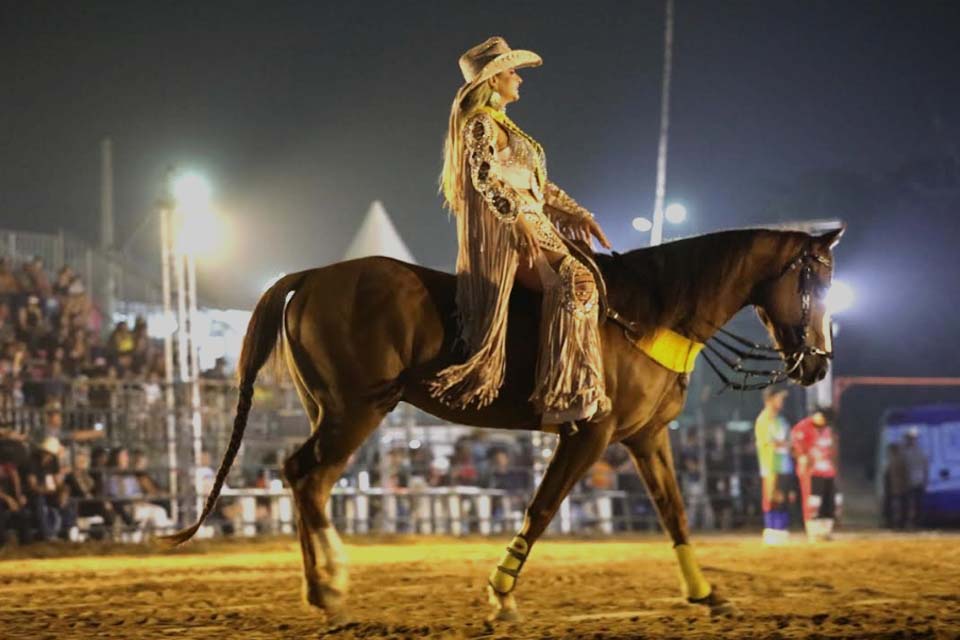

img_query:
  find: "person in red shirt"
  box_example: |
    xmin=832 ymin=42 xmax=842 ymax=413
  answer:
xmin=791 ymin=407 xmax=839 ymax=541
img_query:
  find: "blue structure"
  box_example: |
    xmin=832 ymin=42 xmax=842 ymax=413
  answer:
xmin=878 ymin=404 xmax=960 ymax=525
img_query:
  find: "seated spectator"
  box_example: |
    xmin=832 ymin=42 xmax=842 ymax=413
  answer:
xmin=65 ymin=328 xmax=89 ymax=375
xmin=483 ymin=447 xmax=530 ymax=491
xmin=62 ymin=277 xmax=91 ymax=331
xmin=131 ymin=316 xmax=150 ymax=372
xmin=0 ymin=303 xmax=15 ymax=344
xmin=19 ymin=257 xmax=52 ymax=300
xmin=131 ymin=449 xmax=162 ymax=496
xmin=52 ymin=266 xmax=74 ymax=303
xmin=0 ymin=257 xmax=20 ymax=302
xmin=449 ymin=439 xmax=479 ymax=487
xmin=108 ymin=321 xmax=135 ymax=373
xmin=65 ymin=447 xmax=119 ymax=535
xmin=21 ymin=437 xmax=76 ymax=541
xmin=107 ymin=447 xmax=170 ymax=530
xmin=18 ymin=295 xmax=50 ymax=352
xmin=43 ymin=400 xmax=103 ymax=444
xmin=0 ymin=432 xmax=29 ymax=545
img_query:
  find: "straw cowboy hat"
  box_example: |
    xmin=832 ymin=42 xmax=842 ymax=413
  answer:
xmin=454 ymin=36 xmax=542 ymax=105
xmin=458 ymin=36 xmax=542 ymax=89
xmin=39 ymin=436 xmax=62 ymax=457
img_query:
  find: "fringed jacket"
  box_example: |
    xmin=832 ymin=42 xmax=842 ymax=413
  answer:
xmin=429 ymin=106 xmax=594 ymax=409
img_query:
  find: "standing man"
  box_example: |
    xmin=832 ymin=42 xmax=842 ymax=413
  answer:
xmin=791 ymin=407 xmax=839 ymax=541
xmin=754 ymin=387 xmax=794 ymax=544
xmin=902 ymin=428 xmax=928 ymax=529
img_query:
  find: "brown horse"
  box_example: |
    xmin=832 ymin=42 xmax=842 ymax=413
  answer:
xmin=164 ymin=226 xmax=843 ymax=621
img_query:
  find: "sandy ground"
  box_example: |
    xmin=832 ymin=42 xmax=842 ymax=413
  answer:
xmin=1 ymin=533 xmax=958 ymax=639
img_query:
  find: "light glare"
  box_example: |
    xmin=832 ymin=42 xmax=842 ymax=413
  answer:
xmin=824 ymin=280 xmax=854 ymax=315
xmin=632 ymin=216 xmax=652 ymax=232
xmin=665 ymin=203 xmax=687 ymax=224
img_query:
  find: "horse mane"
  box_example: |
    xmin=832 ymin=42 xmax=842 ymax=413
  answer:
xmin=595 ymin=228 xmax=808 ymax=340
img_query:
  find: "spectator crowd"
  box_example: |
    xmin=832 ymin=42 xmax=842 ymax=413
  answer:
xmin=0 ymin=254 xmax=177 ymax=546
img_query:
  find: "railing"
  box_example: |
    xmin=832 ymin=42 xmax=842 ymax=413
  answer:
xmin=0 ymin=227 xmax=163 ymax=309
xmin=2 ymin=379 xmax=766 ymax=539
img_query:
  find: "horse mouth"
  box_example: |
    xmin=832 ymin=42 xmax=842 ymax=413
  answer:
xmin=791 ymin=355 xmax=829 ymax=386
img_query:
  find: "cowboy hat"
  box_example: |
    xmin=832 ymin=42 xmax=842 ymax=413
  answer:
xmin=457 ymin=36 xmax=542 ymax=98
xmin=39 ymin=436 xmax=62 ymax=457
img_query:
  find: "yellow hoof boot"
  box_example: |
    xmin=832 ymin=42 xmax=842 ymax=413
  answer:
xmin=488 ymin=535 xmax=529 ymax=596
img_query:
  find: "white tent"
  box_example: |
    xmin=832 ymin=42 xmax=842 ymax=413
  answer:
xmin=342 ymin=200 xmax=416 ymax=264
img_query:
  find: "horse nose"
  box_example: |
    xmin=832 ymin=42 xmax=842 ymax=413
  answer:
xmin=816 ymin=369 xmax=827 ymax=382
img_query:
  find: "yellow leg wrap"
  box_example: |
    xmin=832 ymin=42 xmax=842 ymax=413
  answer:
xmin=488 ymin=535 xmax=529 ymax=595
xmin=674 ymin=543 xmax=711 ymax=600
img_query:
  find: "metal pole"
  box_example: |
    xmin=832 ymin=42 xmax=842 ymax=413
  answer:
xmin=160 ymin=207 xmax=179 ymax=524
xmin=173 ymin=237 xmax=194 ymax=520
xmin=186 ymin=251 xmax=204 ymax=522
xmin=650 ymin=0 xmax=675 ymax=247
xmin=174 ymin=249 xmax=190 ymax=384
xmin=100 ymin=138 xmax=116 ymax=320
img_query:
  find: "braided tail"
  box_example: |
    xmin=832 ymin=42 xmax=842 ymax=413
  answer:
xmin=160 ymin=270 xmax=309 ymax=547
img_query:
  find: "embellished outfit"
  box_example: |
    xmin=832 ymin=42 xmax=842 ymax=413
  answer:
xmin=429 ymin=37 xmax=609 ymax=425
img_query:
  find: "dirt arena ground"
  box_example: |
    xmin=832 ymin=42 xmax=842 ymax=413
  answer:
xmin=1 ymin=533 xmax=958 ymax=639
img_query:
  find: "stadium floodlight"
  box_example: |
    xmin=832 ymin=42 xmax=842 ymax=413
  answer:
xmin=632 ymin=216 xmax=653 ymax=232
xmin=172 ymin=171 xmax=212 ymax=215
xmin=664 ymin=202 xmax=687 ymax=224
xmin=171 ymin=171 xmax=223 ymax=257
xmin=824 ymin=279 xmax=854 ymax=315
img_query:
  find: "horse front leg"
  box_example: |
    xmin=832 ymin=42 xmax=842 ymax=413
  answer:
xmin=622 ymin=428 xmax=736 ymax=615
xmin=487 ymin=422 xmax=614 ymax=622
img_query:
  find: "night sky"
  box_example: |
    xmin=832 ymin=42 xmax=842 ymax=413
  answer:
xmin=4 ymin=1 xmax=960 ymax=452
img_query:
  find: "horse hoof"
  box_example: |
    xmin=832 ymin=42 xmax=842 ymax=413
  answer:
xmin=689 ymin=590 xmax=739 ymax=618
xmin=487 ymin=607 xmax=522 ymax=623
xmin=304 ymin=581 xmax=347 ymax=617
xmin=486 ymin=585 xmax=521 ymax=623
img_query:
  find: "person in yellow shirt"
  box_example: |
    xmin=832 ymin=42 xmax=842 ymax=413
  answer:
xmin=754 ymin=387 xmax=794 ymax=544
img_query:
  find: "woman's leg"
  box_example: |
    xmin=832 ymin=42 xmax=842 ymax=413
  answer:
xmin=523 ymin=249 xmax=607 ymax=424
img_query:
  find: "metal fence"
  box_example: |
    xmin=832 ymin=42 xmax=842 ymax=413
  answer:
xmin=1 ymin=227 xmax=163 ymax=309
xmin=1 ymin=379 xmax=766 ymax=539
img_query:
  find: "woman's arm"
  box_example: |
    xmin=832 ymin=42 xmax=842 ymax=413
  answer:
xmin=463 ymin=112 xmax=528 ymax=223
xmin=544 ymin=182 xmax=611 ymax=249
xmin=463 ymin=112 xmax=542 ymax=263
xmin=545 ymin=182 xmax=593 ymax=222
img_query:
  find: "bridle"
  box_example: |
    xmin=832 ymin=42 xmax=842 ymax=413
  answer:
xmin=775 ymin=245 xmax=834 ymax=360
xmin=605 ymin=243 xmax=834 ymax=392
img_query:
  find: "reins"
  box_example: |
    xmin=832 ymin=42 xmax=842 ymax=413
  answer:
xmin=601 ymin=243 xmax=832 ymax=393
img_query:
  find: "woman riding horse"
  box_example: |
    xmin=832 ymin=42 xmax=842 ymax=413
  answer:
xmin=163 ymin=33 xmax=844 ymax=626
xmin=429 ymin=36 xmax=614 ymax=427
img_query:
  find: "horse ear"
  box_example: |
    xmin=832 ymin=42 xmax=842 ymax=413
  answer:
xmin=817 ymin=224 xmax=845 ymax=249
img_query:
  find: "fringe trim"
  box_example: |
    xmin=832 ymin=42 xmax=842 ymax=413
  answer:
xmin=429 ymin=185 xmax=520 ymax=409
xmin=530 ymin=257 xmax=608 ymax=421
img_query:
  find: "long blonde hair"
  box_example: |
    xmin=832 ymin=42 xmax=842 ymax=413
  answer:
xmin=440 ymin=81 xmax=493 ymax=214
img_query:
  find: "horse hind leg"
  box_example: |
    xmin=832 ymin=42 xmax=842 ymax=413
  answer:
xmin=284 ymin=401 xmax=384 ymax=617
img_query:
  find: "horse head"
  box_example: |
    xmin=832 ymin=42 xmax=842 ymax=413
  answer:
xmin=752 ymin=226 xmax=845 ymax=386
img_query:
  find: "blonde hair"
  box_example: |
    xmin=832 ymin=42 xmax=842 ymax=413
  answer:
xmin=440 ymin=81 xmax=494 ymax=213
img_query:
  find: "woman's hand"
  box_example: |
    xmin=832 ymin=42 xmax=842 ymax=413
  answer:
xmin=570 ymin=216 xmax=611 ymax=250
xmin=515 ymin=214 xmax=542 ymax=268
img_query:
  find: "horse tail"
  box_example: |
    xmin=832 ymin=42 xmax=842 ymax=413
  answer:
xmin=160 ymin=270 xmax=310 ymax=547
